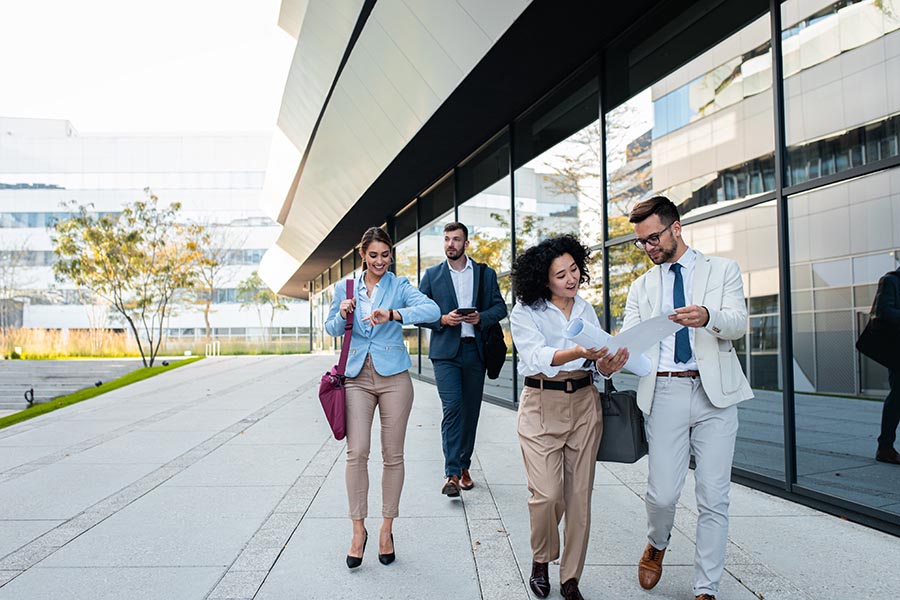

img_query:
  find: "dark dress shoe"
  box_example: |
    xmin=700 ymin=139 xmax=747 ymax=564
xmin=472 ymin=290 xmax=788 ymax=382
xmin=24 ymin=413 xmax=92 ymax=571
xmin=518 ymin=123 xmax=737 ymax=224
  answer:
xmin=560 ymin=578 xmax=584 ymax=600
xmin=529 ymin=561 xmax=550 ymax=598
xmin=695 ymin=594 xmax=717 ymax=600
xmin=442 ymin=475 xmax=461 ymax=497
xmin=346 ymin=529 xmax=367 ymax=569
xmin=876 ymin=447 xmax=900 ymax=465
xmin=460 ymin=469 xmax=474 ymax=490
xmin=378 ymin=533 xmax=395 ymax=565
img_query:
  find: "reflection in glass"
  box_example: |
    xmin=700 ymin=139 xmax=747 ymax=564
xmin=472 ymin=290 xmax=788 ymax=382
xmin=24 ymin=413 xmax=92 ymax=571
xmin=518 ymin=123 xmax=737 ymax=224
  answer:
xmin=394 ymin=234 xmax=420 ymax=374
xmin=606 ymin=13 xmax=775 ymax=234
xmin=515 ymin=120 xmax=604 ymax=250
xmin=782 ymin=0 xmax=900 ymax=186
xmin=789 ymin=169 xmax=900 ymax=515
xmin=459 ymin=176 xmax=513 ymax=274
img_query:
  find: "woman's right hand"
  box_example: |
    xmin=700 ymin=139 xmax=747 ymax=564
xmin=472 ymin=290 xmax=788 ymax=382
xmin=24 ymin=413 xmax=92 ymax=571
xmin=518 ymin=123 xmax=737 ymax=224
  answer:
xmin=340 ymin=298 xmax=357 ymax=319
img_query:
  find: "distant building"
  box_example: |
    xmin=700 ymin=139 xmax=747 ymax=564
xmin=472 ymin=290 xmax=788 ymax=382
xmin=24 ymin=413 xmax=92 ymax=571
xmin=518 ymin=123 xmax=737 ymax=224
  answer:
xmin=0 ymin=116 xmax=309 ymax=342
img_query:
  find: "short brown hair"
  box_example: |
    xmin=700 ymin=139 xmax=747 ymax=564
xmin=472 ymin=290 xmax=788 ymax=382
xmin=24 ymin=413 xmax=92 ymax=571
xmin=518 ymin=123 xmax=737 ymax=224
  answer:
xmin=359 ymin=226 xmax=393 ymax=253
xmin=629 ymin=196 xmax=680 ymax=225
xmin=443 ymin=221 xmax=468 ymax=240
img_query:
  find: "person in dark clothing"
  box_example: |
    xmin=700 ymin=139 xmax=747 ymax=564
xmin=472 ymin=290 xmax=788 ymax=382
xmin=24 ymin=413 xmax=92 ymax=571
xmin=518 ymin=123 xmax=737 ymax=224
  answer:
xmin=874 ymin=268 xmax=900 ymax=465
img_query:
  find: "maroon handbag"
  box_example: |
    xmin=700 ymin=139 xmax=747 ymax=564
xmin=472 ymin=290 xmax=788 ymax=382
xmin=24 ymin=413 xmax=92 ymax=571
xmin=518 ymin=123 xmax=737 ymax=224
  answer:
xmin=318 ymin=279 xmax=354 ymax=440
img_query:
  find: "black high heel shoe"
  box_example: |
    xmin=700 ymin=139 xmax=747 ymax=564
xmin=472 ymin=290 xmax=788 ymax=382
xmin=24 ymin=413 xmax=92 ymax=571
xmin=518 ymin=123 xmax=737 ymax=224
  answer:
xmin=378 ymin=533 xmax=395 ymax=565
xmin=346 ymin=529 xmax=368 ymax=569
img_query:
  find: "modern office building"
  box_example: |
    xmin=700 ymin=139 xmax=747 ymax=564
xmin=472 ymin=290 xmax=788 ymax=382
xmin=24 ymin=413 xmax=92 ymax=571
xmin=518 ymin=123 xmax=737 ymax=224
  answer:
xmin=0 ymin=116 xmax=309 ymax=342
xmin=262 ymin=0 xmax=900 ymax=533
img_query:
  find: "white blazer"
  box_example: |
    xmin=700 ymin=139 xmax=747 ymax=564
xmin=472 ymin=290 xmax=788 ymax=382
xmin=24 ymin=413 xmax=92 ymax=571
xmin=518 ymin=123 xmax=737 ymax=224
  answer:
xmin=623 ymin=250 xmax=754 ymax=414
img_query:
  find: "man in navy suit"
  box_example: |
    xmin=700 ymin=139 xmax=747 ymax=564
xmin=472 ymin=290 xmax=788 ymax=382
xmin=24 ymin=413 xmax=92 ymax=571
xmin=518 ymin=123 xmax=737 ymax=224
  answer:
xmin=419 ymin=222 xmax=508 ymax=496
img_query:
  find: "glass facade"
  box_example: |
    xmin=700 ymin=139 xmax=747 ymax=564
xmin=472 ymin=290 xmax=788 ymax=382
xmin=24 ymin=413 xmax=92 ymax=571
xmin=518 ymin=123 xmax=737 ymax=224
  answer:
xmin=304 ymin=0 xmax=900 ymax=529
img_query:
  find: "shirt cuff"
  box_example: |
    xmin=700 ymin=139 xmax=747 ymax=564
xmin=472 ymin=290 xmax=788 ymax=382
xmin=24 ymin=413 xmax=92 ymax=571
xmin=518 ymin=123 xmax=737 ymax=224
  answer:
xmin=536 ymin=346 xmax=562 ymax=378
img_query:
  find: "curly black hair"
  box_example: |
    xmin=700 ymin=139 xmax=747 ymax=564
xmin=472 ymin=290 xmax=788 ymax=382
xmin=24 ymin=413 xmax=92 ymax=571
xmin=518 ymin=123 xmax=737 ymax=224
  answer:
xmin=511 ymin=235 xmax=591 ymax=307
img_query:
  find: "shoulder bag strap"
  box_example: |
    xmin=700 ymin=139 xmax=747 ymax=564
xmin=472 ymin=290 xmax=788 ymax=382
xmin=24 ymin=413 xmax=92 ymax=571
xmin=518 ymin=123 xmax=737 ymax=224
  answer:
xmin=336 ymin=279 xmax=354 ymax=375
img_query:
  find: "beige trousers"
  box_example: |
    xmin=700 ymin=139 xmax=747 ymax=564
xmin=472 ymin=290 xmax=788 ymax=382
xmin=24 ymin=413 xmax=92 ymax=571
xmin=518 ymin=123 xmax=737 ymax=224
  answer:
xmin=345 ymin=354 xmax=414 ymax=520
xmin=516 ymin=370 xmax=603 ymax=584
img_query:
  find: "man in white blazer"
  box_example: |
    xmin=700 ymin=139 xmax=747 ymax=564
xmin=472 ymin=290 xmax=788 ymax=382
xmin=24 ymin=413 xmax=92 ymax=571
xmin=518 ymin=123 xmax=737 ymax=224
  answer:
xmin=622 ymin=196 xmax=752 ymax=600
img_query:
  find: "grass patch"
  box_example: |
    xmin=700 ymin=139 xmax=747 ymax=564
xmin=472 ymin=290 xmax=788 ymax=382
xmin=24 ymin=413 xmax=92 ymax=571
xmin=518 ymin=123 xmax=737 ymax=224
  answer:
xmin=0 ymin=357 xmax=203 ymax=430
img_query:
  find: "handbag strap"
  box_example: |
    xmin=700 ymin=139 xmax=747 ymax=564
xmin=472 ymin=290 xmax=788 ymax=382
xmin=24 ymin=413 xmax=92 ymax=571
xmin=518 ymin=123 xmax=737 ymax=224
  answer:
xmin=336 ymin=279 xmax=354 ymax=375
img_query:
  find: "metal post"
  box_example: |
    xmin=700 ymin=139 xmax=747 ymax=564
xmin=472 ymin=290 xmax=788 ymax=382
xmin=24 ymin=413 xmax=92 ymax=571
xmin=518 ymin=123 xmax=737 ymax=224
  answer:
xmin=770 ymin=0 xmax=797 ymax=490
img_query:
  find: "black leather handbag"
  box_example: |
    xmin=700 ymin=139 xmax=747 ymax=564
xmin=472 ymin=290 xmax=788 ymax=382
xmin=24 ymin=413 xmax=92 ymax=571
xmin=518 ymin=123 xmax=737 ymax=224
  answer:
xmin=856 ymin=272 xmax=900 ymax=370
xmin=596 ymin=380 xmax=648 ymax=463
xmin=476 ymin=263 xmax=507 ymax=380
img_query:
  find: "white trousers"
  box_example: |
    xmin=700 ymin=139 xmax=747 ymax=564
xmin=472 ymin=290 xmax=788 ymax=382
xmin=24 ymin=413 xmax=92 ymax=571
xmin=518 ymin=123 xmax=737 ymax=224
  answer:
xmin=645 ymin=376 xmax=738 ymax=597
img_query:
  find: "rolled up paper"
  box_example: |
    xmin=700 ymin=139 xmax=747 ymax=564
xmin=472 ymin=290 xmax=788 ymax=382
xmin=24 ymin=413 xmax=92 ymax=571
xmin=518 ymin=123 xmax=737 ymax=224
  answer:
xmin=564 ymin=317 xmax=653 ymax=376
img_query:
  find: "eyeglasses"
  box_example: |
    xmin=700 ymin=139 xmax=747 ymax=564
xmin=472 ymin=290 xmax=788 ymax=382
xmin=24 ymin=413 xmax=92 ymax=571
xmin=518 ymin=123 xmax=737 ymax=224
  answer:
xmin=633 ymin=223 xmax=673 ymax=249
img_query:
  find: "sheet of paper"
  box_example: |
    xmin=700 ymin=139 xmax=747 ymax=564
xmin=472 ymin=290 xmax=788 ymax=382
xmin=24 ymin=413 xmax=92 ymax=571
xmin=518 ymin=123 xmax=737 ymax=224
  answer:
xmin=608 ymin=315 xmax=683 ymax=354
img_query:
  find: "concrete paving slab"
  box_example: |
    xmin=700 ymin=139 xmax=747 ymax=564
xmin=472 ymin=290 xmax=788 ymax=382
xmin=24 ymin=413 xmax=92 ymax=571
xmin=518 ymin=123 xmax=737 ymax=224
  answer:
xmin=0 ymin=566 xmax=223 ymax=600
xmin=165 ymin=443 xmax=318 ymax=487
xmin=0 ymin=446 xmax=65 ymax=472
xmin=0 ymin=462 xmax=161 ymax=520
xmin=0 ymin=420 xmax=134 ymax=448
xmin=255 ymin=516 xmax=481 ymax=600
xmin=40 ymin=485 xmax=289 ymax=568
xmin=61 ymin=430 xmax=216 ymax=465
xmin=575 ymin=565 xmax=759 ymax=600
xmin=728 ymin=514 xmax=900 ymax=599
xmin=0 ymin=521 xmax=61 ymax=559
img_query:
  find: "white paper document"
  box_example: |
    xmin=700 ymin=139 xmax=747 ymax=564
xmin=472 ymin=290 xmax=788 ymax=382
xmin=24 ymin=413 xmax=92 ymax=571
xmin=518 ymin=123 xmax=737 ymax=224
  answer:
xmin=564 ymin=315 xmax=684 ymax=377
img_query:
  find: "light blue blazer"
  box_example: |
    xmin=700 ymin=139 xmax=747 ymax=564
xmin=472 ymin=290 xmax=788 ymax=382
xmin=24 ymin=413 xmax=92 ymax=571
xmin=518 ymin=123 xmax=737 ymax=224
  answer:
xmin=324 ymin=271 xmax=440 ymax=378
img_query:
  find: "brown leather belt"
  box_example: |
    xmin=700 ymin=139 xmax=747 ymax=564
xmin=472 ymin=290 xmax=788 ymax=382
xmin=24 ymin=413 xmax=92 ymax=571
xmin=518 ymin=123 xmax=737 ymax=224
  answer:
xmin=524 ymin=376 xmax=592 ymax=394
xmin=657 ymin=370 xmax=700 ymax=378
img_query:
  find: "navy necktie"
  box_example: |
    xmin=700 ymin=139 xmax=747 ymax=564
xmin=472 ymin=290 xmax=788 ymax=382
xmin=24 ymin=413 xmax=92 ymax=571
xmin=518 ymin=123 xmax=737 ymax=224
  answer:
xmin=671 ymin=263 xmax=692 ymax=364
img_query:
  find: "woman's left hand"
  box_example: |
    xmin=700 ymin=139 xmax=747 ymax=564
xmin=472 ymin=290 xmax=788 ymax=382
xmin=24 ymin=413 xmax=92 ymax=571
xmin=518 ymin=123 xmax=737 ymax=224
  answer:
xmin=363 ymin=308 xmax=392 ymax=326
xmin=596 ymin=347 xmax=629 ymax=375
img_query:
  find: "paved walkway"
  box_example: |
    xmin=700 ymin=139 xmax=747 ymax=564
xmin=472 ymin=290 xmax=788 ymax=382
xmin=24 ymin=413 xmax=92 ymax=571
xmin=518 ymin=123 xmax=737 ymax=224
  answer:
xmin=0 ymin=355 xmax=896 ymax=599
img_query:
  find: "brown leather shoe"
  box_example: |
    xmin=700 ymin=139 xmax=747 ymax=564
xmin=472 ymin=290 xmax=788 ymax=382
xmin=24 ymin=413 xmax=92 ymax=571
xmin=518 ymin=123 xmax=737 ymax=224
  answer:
xmin=529 ymin=561 xmax=550 ymax=598
xmin=460 ymin=469 xmax=474 ymax=490
xmin=638 ymin=543 xmax=666 ymax=589
xmin=695 ymin=594 xmax=716 ymax=600
xmin=441 ymin=475 xmax=460 ymax=497
xmin=560 ymin=578 xmax=584 ymax=600
xmin=876 ymin=447 xmax=900 ymax=465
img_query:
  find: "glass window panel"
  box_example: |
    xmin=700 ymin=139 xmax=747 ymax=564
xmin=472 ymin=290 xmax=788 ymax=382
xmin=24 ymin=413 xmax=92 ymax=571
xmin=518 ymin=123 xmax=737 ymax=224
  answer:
xmin=483 ymin=274 xmax=515 ymax=405
xmin=515 ymin=117 xmax=603 ymax=252
xmin=608 ymin=16 xmax=775 ymax=233
xmin=394 ymin=233 xmax=418 ymax=287
xmin=419 ymin=174 xmax=454 ymax=226
xmin=788 ymin=168 xmax=900 ymax=516
xmin=419 ymin=210 xmax=456 ymax=272
xmin=814 ymin=287 xmax=853 ymax=309
xmin=782 ymin=0 xmax=900 ymax=187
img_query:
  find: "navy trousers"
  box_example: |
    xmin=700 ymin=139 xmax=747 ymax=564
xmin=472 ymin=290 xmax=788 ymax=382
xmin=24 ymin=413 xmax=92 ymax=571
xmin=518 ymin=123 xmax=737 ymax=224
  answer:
xmin=878 ymin=368 xmax=899 ymax=450
xmin=432 ymin=340 xmax=486 ymax=477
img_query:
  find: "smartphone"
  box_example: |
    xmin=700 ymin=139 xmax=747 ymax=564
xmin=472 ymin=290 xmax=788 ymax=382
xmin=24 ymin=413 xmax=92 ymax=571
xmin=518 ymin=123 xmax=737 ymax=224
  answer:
xmin=456 ymin=307 xmax=477 ymax=315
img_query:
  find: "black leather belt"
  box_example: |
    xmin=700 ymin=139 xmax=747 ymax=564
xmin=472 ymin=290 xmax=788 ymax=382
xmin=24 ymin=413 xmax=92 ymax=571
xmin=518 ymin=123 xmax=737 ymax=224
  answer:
xmin=524 ymin=376 xmax=592 ymax=394
xmin=460 ymin=337 xmax=476 ymax=344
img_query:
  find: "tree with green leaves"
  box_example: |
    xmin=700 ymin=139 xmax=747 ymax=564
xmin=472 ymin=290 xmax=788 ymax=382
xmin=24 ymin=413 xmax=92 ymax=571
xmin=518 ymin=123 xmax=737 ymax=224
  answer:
xmin=184 ymin=222 xmax=246 ymax=342
xmin=52 ymin=190 xmax=203 ymax=366
xmin=237 ymin=271 xmax=289 ymax=340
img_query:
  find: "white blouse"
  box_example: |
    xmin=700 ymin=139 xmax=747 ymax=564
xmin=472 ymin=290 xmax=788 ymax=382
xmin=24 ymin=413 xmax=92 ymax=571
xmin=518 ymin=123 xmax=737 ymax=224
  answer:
xmin=509 ymin=294 xmax=603 ymax=377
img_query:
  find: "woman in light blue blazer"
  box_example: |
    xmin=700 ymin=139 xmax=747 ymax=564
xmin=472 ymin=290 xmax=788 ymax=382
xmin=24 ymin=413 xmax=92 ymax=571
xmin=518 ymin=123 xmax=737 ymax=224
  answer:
xmin=324 ymin=226 xmax=439 ymax=569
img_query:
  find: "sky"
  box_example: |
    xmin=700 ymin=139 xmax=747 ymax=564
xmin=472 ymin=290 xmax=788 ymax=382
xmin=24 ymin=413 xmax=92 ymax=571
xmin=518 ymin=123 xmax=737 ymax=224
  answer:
xmin=0 ymin=0 xmax=295 ymax=133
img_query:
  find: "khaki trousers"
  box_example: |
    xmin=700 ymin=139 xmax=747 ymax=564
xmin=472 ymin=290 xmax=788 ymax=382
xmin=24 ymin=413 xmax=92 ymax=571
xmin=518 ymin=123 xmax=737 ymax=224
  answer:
xmin=345 ymin=354 xmax=414 ymax=520
xmin=516 ymin=371 xmax=603 ymax=584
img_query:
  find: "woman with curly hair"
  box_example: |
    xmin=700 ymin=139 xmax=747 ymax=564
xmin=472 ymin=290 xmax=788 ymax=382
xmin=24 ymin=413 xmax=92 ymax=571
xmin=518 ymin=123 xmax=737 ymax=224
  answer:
xmin=509 ymin=234 xmax=628 ymax=600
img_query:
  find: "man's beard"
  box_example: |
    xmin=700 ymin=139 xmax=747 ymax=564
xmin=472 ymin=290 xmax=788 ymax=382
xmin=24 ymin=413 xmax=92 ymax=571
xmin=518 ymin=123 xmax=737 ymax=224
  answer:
xmin=445 ymin=247 xmax=464 ymax=260
xmin=650 ymin=243 xmax=677 ymax=265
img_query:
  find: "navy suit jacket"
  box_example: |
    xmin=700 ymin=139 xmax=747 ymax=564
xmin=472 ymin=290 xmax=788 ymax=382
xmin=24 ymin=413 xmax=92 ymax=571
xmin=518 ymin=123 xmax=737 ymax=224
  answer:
xmin=418 ymin=259 xmax=508 ymax=361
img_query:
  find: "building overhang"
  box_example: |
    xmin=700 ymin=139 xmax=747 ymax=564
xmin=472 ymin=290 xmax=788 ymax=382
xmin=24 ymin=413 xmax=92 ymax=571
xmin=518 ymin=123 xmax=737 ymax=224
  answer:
xmin=263 ymin=0 xmax=767 ymax=298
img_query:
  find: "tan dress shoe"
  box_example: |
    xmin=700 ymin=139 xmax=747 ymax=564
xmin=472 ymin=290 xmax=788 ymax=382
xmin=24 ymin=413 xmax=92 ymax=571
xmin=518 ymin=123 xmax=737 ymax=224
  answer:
xmin=460 ymin=469 xmax=474 ymax=490
xmin=638 ymin=543 xmax=666 ymax=589
xmin=695 ymin=594 xmax=716 ymax=600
